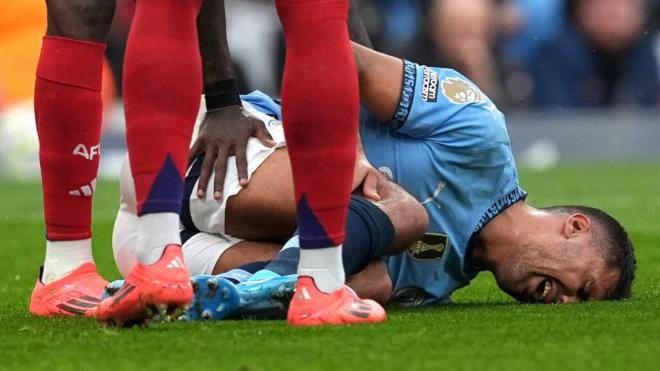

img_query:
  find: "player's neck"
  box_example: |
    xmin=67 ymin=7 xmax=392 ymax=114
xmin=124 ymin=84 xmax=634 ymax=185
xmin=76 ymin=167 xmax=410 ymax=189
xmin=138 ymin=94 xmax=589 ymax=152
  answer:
xmin=472 ymin=202 xmax=552 ymax=271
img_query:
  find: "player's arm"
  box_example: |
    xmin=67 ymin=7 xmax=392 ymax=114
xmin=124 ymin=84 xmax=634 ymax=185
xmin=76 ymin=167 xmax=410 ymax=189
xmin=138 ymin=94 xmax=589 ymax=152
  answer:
xmin=191 ymin=0 xmax=276 ymax=200
xmin=353 ymin=42 xmax=404 ymax=122
xmin=347 ymin=0 xmax=403 ymax=122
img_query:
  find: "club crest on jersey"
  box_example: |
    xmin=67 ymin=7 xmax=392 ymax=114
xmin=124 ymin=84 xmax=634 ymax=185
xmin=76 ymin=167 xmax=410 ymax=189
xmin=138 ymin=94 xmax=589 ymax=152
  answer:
xmin=407 ymin=233 xmax=448 ymax=260
xmin=421 ymin=67 xmax=439 ymax=102
xmin=441 ymin=77 xmax=484 ymax=104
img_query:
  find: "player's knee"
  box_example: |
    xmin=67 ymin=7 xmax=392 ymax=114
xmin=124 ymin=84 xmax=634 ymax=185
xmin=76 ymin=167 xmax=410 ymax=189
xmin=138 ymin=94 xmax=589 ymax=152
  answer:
xmin=45 ymin=0 xmax=116 ymax=42
xmin=378 ymin=180 xmax=428 ymax=253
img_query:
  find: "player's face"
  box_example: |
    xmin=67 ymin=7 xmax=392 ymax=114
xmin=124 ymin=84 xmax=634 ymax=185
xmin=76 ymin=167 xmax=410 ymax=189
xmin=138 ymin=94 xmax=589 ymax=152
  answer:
xmin=492 ymin=238 xmax=620 ymax=304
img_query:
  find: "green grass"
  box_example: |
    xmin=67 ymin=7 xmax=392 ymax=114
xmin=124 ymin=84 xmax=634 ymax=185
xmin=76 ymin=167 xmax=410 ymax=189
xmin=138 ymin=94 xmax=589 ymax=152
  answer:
xmin=0 ymin=162 xmax=659 ymax=371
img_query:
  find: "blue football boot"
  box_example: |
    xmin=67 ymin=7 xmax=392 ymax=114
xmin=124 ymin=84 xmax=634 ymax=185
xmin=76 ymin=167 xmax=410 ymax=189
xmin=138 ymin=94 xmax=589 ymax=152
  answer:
xmin=235 ymin=274 xmax=298 ymax=319
xmin=188 ymin=275 xmax=241 ymax=321
xmin=103 ymin=276 xmax=240 ymax=321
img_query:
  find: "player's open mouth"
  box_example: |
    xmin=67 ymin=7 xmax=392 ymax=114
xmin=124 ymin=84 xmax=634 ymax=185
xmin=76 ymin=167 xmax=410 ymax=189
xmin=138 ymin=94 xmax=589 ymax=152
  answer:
xmin=532 ymin=280 xmax=551 ymax=302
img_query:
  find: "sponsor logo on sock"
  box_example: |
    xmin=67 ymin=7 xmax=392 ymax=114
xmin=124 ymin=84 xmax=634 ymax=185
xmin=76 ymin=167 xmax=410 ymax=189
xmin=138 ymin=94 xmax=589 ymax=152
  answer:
xmin=73 ymin=143 xmax=100 ymax=160
xmin=68 ymin=178 xmax=97 ymax=197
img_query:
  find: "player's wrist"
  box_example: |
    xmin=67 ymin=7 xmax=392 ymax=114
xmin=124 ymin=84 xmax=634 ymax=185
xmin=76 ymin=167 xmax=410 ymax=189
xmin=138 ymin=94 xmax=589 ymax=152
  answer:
xmin=204 ymin=79 xmax=241 ymax=111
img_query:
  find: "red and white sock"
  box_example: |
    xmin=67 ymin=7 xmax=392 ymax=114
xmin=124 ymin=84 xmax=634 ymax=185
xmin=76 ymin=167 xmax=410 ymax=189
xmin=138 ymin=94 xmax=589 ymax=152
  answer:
xmin=122 ymin=0 xmax=203 ymax=265
xmin=276 ymin=0 xmax=357 ymax=292
xmin=35 ymin=36 xmax=105 ymax=281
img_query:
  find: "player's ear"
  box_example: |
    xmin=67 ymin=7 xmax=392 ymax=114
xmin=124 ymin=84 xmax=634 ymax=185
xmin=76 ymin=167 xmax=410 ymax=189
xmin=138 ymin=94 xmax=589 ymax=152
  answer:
xmin=562 ymin=213 xmax=591 ymax=238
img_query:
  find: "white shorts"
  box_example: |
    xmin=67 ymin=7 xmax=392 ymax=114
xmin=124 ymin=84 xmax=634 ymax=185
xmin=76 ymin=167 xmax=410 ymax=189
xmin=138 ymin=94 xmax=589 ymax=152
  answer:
xmin=112 ymin=100 xmax=286 ymax=277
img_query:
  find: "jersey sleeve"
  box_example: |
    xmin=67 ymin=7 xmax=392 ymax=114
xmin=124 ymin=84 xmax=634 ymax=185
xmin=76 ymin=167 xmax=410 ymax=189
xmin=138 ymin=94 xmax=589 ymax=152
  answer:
xmin=385 ymin=61 xmax=506 ymax=149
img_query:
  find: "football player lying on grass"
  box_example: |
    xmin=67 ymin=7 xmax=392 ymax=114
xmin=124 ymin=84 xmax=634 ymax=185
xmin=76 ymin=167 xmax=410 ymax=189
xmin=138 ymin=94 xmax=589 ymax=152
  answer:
xmin=110 ymin=42 xmax=636 ymax=320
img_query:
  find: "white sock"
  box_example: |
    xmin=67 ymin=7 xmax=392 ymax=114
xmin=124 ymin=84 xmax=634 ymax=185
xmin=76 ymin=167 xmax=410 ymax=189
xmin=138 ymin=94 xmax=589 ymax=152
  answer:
xmin=298 ymin=245 xmax=345 ymax=293
xmin=42 ymin=239 xmax=93 ymax=284
xmin=135 ymin=213 xmax=181 ymax=265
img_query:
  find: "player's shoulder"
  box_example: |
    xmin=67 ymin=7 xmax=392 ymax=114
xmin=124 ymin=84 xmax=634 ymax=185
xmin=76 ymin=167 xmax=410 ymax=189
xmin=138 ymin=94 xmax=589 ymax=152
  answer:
xmin=401 ymin=61 xmax=509 ymax=148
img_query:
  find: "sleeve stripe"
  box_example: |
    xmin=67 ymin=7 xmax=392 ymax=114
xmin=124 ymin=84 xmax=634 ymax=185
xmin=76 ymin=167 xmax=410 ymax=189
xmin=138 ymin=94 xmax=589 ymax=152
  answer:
xmin=388 ymin=59 xmax=417 ymax=130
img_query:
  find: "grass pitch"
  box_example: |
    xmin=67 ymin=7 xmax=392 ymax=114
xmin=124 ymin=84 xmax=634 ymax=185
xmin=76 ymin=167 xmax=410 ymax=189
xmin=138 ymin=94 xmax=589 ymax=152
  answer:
xmin=0 ymin=162 xmax=658 ymax=371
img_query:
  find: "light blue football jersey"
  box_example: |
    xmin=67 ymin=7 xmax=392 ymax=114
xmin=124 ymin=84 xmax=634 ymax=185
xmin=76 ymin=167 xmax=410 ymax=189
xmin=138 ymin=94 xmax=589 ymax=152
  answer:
xmin=359 ymin=61 xmax=526 ymax=305
xmin=240 ymin=60 xmax=526 ymax=305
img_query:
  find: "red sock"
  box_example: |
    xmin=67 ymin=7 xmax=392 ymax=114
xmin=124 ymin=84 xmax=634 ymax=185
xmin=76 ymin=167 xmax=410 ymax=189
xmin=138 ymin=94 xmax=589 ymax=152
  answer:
xmin=276 ymin=0 xmax=358 ymax=248
xmin=123 ymin=0 xmax=203 ymax=215
xmin=35 ymin=36 xmax=105 ymax=241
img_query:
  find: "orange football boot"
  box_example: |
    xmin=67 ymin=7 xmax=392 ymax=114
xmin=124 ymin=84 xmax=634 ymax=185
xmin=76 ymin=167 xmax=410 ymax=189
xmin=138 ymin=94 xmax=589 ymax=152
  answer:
xmin=287 ymin=276 xmax=387 ymax=326
xmin=97 ymin=245 xmax=193 ymax=326
xmin=29 ymin=263 xmax=108 ymax=317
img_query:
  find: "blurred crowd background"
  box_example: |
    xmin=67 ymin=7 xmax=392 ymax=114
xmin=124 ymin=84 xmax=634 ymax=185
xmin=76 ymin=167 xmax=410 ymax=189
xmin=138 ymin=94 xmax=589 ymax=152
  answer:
xmin=0 ymin=0 xmax=659 ymax=178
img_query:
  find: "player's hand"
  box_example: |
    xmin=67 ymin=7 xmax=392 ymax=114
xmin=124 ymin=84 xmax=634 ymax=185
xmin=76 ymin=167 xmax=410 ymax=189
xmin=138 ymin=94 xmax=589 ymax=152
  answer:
xmin=189 ymin=105 xmax=276 ymax=200
xmin=356 ymin=164 xmax=382 ymax=201
xmin=353 ymin=144 xmax=382 ymax=201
